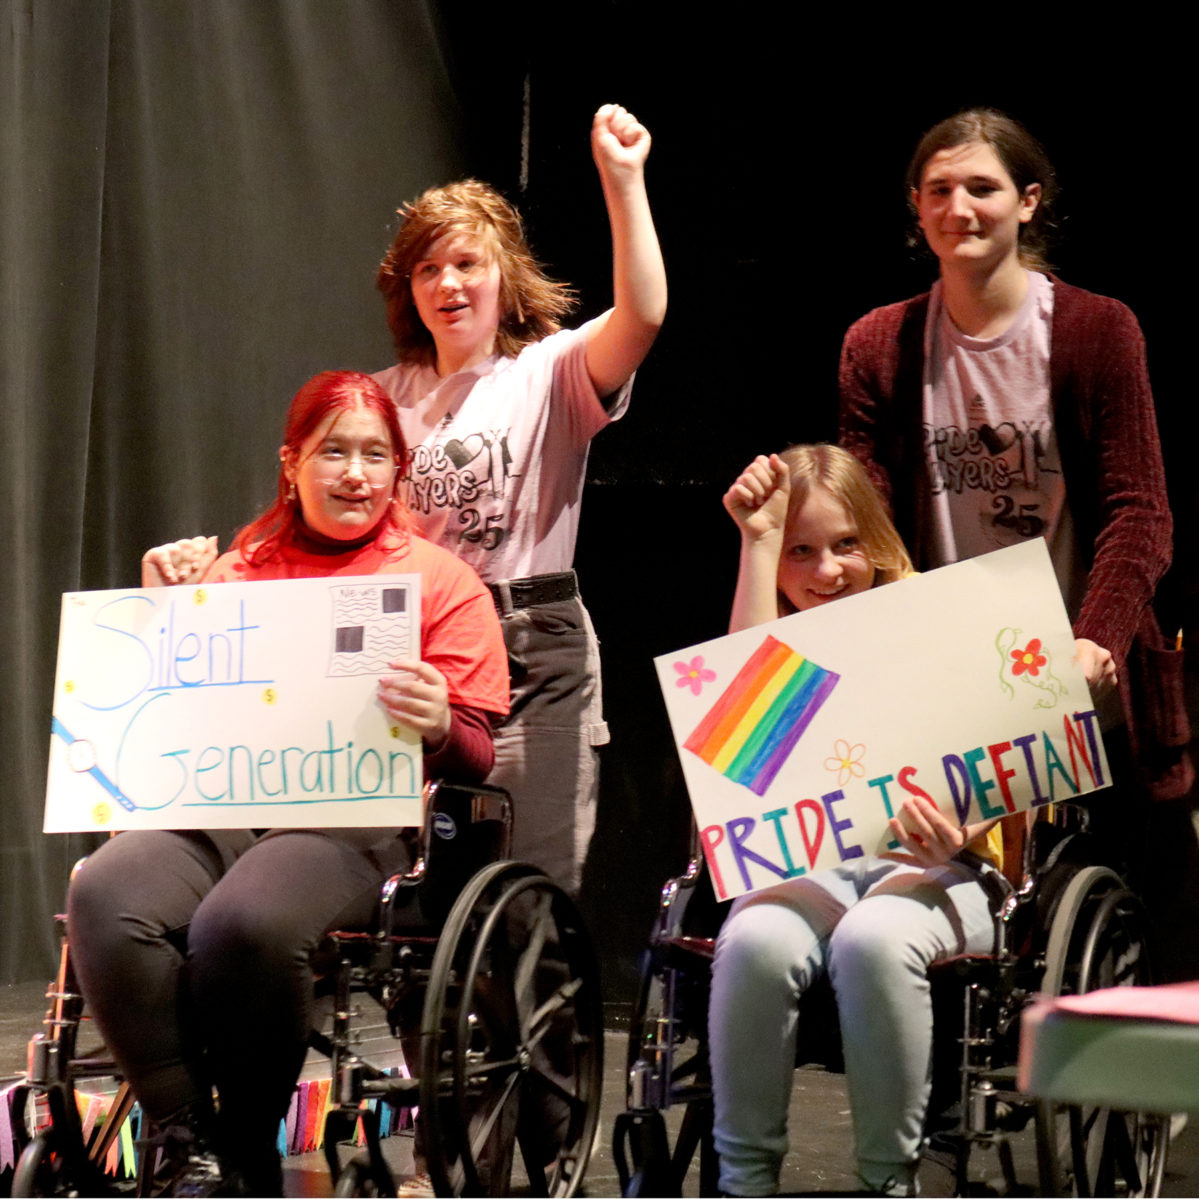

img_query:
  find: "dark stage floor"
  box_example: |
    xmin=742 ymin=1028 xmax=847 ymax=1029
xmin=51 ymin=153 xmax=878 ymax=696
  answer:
xmin=3 ymin=978 xmax=1198 ymax=1196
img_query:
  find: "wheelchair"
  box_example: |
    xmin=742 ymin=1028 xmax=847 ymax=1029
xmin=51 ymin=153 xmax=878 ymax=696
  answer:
xmin=612 ymin=804 xmax=1169 ymax=1197
xmin=10 ymin=780 xmax=604 ymax=1198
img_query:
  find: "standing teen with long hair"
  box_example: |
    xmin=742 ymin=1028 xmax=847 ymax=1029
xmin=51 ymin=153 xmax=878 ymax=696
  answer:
xmin=839 ymin=107 xmax=1169 ymax=726
xmin=831 ymin=107 xmax=1181 ymax=1191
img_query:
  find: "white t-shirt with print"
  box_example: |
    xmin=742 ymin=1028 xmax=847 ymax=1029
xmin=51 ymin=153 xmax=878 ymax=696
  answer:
xmin=373 ymin=318 xmax=631 ymax=582
xmin=921 ymin=272 xmax=1087 ymax=622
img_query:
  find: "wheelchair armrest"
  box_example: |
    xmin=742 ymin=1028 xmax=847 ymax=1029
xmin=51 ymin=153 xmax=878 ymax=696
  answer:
xmin=375 ymin=779 xmax=515 ymax=937
xmin=653 ymin=855 xmax=729 ymax=945
xmin=378 ymin=862 xmax=424 ymax=931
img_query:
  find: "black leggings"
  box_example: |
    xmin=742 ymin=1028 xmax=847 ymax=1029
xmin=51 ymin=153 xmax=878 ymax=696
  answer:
xmin=66 ymin=828 xmax=407 ymax=1164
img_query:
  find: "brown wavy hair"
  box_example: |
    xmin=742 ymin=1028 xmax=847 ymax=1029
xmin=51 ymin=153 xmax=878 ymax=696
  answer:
xmin=233 ymin=371 xmax=410 ymax=564
xmin=778 ymin=444 xmax=912 ymax=611
xmin=376 ymin=180 xmax=577 ymax=364
xmin=905 ymin=108 xmax=1059 ymax=272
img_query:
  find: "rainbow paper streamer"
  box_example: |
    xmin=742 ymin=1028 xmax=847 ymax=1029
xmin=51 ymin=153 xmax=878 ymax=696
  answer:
xmin=684 ymin=635 xmax=839 ymax=796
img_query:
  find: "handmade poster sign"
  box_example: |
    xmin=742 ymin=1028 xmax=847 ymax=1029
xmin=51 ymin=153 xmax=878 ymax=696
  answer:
xmin=655 ymin=541 xmax=1109 ymax=902
xmin=44 ymin=574 xmax=423 ymax=832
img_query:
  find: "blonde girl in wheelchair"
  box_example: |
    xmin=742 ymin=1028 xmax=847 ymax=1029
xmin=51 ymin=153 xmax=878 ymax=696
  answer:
xmin=710 ymin=445 xmax=1006 ymax=1197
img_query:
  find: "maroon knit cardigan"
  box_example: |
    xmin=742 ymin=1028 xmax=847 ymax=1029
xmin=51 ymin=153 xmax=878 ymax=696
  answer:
xmin=838 ymin=277 xmax=1190 ymax=798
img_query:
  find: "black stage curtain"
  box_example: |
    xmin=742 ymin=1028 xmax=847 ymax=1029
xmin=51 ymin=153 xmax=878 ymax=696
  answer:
xmin=1 ymin=0 xmax=476 ymax=983
xmin=5 ymin=2 xmax=1197 ymax=992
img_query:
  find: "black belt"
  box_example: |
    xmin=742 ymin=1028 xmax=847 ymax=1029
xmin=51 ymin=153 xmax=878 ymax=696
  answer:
xmin=488 ymin=571 xmax=578 ymax=614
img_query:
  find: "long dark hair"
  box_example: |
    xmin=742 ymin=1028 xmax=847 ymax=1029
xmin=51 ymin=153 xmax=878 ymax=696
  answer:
xmin=906 ymin=108 xmax=1059 ymax=271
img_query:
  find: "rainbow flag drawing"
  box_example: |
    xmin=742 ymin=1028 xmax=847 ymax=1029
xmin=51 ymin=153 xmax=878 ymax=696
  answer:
xmin=683 ymin=635 xmax=840 ymax=797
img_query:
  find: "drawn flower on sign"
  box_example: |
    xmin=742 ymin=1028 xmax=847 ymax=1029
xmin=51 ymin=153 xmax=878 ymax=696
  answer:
xmin=674 ymin=655 xmax=716 ymax=696
xmin=825 ymin=738 xmax=867 ymax=786
xmin=996 ymin=628 xmax=1066 ymax=710
xmin=1010 ymin=638 xmax=1048 ymax=678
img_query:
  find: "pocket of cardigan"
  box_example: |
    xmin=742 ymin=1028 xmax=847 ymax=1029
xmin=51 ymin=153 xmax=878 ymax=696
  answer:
xmin=1142 ymin=645 xmax=1191 ymax=748
xmin=1133 ymin=642 xmax=1194 ymax=802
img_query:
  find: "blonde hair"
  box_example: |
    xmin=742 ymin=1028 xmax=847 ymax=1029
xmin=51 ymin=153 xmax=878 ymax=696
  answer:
xmin=778 ymin=444 xmax=912 ymax=602
xmin=376 ymin=179 xmax=577 ymax=364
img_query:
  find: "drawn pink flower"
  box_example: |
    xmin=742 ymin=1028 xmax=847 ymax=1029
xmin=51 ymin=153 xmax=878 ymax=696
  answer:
xmin=824 ymin=738 xmax=867 ymax=786
xmin=1011 ymin=638 xmax=1047 ymax=678
xmin=674 ymin=655 xmax=716 ymax=696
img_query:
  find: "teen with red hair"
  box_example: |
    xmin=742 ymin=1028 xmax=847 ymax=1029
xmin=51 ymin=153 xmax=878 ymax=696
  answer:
xmin=68 ymin=370 xmax=508 ymax=1195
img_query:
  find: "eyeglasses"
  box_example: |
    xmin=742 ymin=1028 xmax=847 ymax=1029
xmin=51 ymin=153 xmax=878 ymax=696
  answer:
xmin=309 ymin=447 xmax=397 ymax=480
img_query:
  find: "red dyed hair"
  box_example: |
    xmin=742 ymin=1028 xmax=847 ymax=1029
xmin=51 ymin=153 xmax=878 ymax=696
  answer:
xmin=233 ymin=370 xmax=411 ymax=563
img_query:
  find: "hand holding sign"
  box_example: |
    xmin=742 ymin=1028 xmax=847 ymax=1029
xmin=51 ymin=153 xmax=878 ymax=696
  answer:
xmin=883 ymin=795 xmax=973 ymax=869
xmin=377 ymin=659 xmax=451 ymax=748
xmin=142 ymin=537 xmax=220 ymax=587
xmin=1074 ymin=637 xmax=1117 ymax=695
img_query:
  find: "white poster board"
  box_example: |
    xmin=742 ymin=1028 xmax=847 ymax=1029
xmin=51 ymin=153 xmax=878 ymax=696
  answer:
xmin=44 ymin=574 xmax=423 ymax=832
xmin=655 ymin=542 xmax=1110 ymax=902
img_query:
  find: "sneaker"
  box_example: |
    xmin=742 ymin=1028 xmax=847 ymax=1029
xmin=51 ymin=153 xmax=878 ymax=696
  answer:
xmin=172 ymin=1145 xmax=226 ymax=1197
xmin=396 ymin=1172 xmax=435 ymax=1198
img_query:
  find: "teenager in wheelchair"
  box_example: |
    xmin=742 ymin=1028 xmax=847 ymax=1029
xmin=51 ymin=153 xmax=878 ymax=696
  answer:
xmin=614 ymin=445 xmax=1171 ymax=1197
xmin=12 ymin=370 xmax=602 ymax=1197
xmin=15 ymin=778 xmax=602 ymax=1199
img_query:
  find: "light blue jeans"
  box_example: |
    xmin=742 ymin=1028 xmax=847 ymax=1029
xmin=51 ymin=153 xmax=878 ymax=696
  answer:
xmin=709 ymin=856 xmax=995 ymax=1196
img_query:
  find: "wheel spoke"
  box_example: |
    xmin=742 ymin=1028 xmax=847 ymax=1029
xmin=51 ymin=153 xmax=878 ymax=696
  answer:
xmin=526 ymin=975 xmax=584 ymax=1051
xmin=468 ymin=1067 xmax=523 ymax=1161
xmin=1076 ymin=1104 xmax=1107 ymax=1193
xmin=476 ymin=948 xmax=521 ymax=1039
xmin=517 ymin=1126 xmax=552 ymax=1198
xmin=460 ymin=1053 xmax=523 ymax=1080
xmin=514 ymin=892 xmax=556 ymax=1011
xmin=468 ymin=979 xmax=519 ymax=1057
xmin=525 ymin=1061 xmax=589 ymax=1109
xmin=1106 ymin=1111 xmax=1144 ymax=1195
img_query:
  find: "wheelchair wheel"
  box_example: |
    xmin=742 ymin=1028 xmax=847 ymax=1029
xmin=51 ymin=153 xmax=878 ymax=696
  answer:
xmin=11 ymin=1133 xmax=54 ymax=1198
xmin=420 ymin=861 xmax=603 ymax=1197
xmin=11 ymin=1128 xmax=113 ymax=1199
xmin=1034 ymin=865 xmax=1167 ymax=1197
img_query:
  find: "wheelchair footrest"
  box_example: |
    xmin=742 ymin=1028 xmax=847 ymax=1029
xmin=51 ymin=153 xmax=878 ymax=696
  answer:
xmin=358 ymin=1075 xmax=420 ymax=1103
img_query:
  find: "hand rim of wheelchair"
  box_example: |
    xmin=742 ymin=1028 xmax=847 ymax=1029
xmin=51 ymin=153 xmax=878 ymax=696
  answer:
xmin=1034 ymin=864 xmax=1169 ymax=1198
xmin=418 ymin=859 xmax=604 ymax=1197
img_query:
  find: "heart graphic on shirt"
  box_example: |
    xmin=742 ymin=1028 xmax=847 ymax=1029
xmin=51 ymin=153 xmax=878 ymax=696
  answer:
xmin=444 ymin=435 xmax=486 ymax=469
xmin=978 ymin=423 xmax=1017 ymax=454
